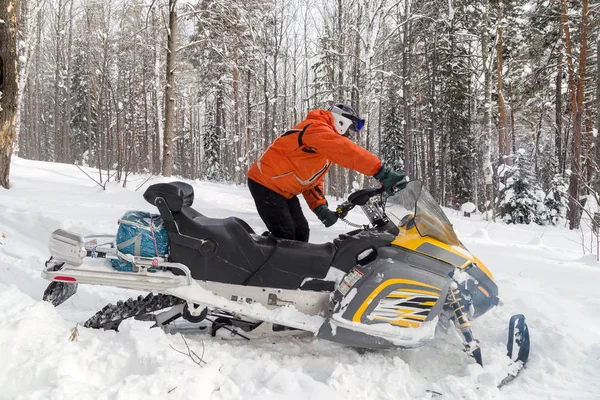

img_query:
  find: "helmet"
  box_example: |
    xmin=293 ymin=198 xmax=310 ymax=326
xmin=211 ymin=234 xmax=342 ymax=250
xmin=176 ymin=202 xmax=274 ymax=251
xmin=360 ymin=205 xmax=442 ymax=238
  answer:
xmin=328 ymin=103 xmax=365 ymax=137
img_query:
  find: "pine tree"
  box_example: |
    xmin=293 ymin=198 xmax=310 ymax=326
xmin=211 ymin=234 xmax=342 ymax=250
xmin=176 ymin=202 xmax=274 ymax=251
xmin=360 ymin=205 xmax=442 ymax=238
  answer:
xmin=498 ymin=149 xmax=546 ymax=224
xmin=70 ymin=43 xmax=97 ymax=165
xmin=381 ymin=87 xmax=404 ymax=171
xmin=202 ymin=107 xmax=222 ymax=181
xmin=544 ymin=174 xmax=569 ymax=226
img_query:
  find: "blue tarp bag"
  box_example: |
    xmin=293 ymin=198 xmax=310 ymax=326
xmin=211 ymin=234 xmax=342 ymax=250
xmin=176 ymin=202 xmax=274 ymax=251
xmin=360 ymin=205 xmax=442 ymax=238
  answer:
xmin=111 ymin=211 xmax=169 ymax=271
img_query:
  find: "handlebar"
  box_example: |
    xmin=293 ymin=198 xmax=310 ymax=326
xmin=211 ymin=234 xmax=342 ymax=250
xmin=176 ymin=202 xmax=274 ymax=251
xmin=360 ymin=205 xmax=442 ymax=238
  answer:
xmin=334 ymin=177 xmax=409 ymax=220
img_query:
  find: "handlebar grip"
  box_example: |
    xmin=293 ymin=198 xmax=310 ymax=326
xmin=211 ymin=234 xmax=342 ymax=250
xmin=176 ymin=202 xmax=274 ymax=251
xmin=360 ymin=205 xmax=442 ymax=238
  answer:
xmin=392 ymin=176 xmax=409 ymax=192
xmin=335 ymin=201 xmax=354 ymax=218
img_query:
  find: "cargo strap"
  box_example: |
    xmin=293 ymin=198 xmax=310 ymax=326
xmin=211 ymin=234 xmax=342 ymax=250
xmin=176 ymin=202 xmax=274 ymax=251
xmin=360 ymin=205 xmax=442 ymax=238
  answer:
xmin=149 ymin=216 xmax=160 ymax=257
xmin=117 ymin=233 xmax=142 ymax=256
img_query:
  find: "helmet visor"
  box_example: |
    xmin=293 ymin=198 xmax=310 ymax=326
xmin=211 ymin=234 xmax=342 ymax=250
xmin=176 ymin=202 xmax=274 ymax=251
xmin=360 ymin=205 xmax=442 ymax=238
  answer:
xmin=341 ymin=112 xmax=364 ymax=133
xmin=329 ymin=104 xmax=365 ymax=136
xmin=353 ymin=118 xmax=365 ymax=132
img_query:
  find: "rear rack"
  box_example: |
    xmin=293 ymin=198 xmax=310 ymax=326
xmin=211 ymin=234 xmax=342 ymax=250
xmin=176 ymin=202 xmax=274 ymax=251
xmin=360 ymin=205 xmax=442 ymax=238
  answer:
xmin=43 ymin=229 xmax=192 ymax=292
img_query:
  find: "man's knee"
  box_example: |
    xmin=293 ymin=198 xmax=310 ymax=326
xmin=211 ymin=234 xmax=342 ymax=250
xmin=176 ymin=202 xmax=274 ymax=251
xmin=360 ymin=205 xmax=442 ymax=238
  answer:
xmin=296 ymin=222 xmax=310 ymax=242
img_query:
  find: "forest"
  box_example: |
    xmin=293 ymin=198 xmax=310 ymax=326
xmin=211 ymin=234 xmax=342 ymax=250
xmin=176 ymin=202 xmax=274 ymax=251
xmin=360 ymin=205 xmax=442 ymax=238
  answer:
xmin=1 ymin=0 xmax=599 ymax=229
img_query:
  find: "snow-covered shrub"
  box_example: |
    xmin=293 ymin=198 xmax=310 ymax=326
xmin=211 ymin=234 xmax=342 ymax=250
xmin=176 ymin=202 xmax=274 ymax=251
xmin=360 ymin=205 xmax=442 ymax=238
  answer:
xmin=544 ymin=174 xmax=569 ymax=226
xmin=498 ymin=149 xmax=547 ymax=225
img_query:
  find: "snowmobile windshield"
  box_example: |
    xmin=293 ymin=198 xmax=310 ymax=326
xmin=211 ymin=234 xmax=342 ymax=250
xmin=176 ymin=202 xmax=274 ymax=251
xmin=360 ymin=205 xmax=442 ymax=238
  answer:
xmin=385 ymin=181 xmax=461 ymax=247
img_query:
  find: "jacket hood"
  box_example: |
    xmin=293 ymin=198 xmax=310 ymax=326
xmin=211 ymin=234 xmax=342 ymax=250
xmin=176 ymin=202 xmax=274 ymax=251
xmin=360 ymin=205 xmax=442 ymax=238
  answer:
xmin=305 ymin=109 xmax=335 ymax=129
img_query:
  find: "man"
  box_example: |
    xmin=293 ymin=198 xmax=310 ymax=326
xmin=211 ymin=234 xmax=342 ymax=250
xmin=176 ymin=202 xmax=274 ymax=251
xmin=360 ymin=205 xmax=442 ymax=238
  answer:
xmin=247 ymin=103 xmax=406 ymax=242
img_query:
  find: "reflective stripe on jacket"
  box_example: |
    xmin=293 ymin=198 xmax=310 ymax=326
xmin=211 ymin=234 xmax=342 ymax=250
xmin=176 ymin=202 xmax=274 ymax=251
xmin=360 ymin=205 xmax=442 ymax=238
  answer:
xmin=247 ymin=109 xmax=382 ymax=211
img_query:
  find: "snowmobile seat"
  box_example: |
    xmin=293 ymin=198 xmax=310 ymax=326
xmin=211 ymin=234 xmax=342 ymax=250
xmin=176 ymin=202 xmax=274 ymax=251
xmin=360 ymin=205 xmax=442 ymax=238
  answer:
xmin=143 ymin=181 xmax=336 ymax=290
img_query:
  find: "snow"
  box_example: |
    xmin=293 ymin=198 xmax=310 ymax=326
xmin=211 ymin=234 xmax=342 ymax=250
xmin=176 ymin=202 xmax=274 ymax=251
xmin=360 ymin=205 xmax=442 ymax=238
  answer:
xmin=461 ymin=202 xmax=476 ymax=213
xmin=1 ymin=157 xmax=600 ymax=399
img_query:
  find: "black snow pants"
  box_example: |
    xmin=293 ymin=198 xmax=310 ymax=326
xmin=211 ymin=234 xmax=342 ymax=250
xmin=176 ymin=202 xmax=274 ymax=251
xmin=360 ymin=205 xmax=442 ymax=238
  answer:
xmin=247 ymin=178 xmax=310 ymax=242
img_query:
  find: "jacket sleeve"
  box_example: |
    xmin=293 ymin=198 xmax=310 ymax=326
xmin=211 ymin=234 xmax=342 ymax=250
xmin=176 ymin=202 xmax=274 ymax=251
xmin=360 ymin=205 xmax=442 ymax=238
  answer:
xmin=302 ymin=177 xmax=328 ymax=211
xmin=302 ymin=124 xmax=382 ymax=176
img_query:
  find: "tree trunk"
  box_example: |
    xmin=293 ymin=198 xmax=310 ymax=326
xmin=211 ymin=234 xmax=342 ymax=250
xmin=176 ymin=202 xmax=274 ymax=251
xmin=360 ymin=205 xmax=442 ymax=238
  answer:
xmin=402 ymin=0 xmax=412 ymax=178
xmin=263 ymin=44 xmax=270 ymax=145
xmin=561 ymin=0 xmax=576 ymax=174
xmin=152 ymin=8 xmax=162 ymax=174
xmin=14 ymin=0 xmax=43 ymax=157
xmin=233 ymin=47 xmax=240 ymax=183
xmin=556 ymin=14 xmax=564 ymax=173
xmin=64 ymin=0 xmax=74 ymax=163
xmin=303 ymin=5 xmax=310 ymax=113
xmin=162 ymin=0 xmax=177 ymax=177
xmin=53 ymin=0 xmax=64 ymax=162
xmin=428 ymin=36 xmax=437 ymax=199
xmin=337 ymin=0 xmax=344 ymax=101
xmin=246 ymin=68 xmax=252 ymax=168
xmin=33 ymin=9 xmax=41 ymax=160
xmin=567 ymin=0 xmax=588 ymax=230
xmin=496 ymin=1 xmax=508 ymax=159
xmin=596 ymin=32 xmax=600 ymax=193
xmin=0 ymin=0 xmax=21 ymax=189
xmin=482 ymin=0 xmax=494 ymax=219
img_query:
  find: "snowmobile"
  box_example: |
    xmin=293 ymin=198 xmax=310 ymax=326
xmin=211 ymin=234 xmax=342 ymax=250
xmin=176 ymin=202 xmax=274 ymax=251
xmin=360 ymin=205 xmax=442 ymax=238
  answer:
xmin=42 ymin=179 xmax=529 ymax=373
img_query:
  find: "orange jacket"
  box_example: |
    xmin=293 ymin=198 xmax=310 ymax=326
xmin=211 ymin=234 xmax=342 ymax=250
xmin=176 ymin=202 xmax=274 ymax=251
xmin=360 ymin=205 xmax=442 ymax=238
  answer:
xmin=247 ymin=110 xmax=382 ymax=211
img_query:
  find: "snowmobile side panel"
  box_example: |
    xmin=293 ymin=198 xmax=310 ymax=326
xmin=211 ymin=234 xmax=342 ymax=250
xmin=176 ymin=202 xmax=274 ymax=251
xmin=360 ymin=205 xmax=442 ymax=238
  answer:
xmin=167 ymin=282 xmax=330 ymax=332
xmin=319 ymin=247 xmax=452 ymax=348
xmin=180 ymin=279 xmax=331 ymax=316
xmin=340 ymin=256 xmax=450 ymax=327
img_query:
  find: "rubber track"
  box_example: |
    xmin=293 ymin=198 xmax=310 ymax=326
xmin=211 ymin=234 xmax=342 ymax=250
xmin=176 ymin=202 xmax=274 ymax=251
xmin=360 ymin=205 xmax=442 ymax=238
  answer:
xmin=84 ymin=293 xmax=184 ymax=330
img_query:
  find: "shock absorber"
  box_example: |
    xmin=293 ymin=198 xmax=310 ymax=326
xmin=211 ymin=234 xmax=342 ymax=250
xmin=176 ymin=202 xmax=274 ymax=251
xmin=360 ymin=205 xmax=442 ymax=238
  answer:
xmin=447 ymin=281 xmax=483 ymax=366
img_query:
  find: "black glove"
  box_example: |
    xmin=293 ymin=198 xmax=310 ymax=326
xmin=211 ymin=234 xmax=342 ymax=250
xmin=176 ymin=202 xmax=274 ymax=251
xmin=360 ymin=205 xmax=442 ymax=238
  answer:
xmin=314 ymin=205 xmax=338 ymax=227
xmin=374 ymin=166 xmax=407 ymax=195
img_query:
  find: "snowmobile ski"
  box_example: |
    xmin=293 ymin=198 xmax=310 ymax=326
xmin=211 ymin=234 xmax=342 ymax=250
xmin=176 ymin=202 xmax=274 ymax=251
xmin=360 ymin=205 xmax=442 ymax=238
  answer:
xmin=498 ymin=314 xmax=530 ymax=388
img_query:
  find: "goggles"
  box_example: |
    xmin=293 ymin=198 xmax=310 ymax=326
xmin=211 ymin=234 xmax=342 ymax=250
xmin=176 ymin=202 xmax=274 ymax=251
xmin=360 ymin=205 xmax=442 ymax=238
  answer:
xmin=329 ymin=104 xmax=365 ymax=134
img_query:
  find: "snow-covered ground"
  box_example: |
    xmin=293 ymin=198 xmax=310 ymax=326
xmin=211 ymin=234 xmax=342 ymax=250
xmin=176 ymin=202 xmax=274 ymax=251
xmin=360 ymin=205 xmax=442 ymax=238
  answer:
xmin=1 ymin=157 xmax=599 ymax=400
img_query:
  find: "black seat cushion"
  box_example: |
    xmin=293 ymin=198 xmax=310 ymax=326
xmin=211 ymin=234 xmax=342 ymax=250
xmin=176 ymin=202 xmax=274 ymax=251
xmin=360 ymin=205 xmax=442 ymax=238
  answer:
xmin=245 ymin=240 xmax=335 ymax=288
xmin=167 ymin=206 xmax=272 ymax=284
xmin=168 ymin=206 xmax=335 ymax=289
xmin=144 ymin=182 xmax=194 ymax=212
